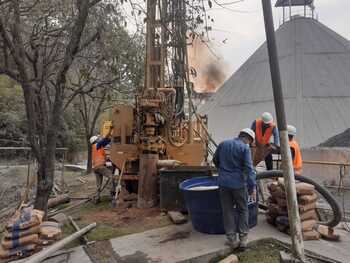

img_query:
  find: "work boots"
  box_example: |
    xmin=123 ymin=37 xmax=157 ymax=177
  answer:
xmin=225 ymin=234 xmax=240 ymax=250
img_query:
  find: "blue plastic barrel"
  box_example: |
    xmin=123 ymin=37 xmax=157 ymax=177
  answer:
xmin=179 ymin=176 xmax=258 ymax=234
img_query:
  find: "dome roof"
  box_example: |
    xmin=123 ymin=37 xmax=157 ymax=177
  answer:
xmin=200 ymin=17 xmax=350 ymax=148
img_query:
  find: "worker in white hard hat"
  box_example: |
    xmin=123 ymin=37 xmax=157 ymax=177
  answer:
xmin=287 ymin=125 xmax=303 ymax=176
xmin=213 ymin=128 xmax=256 ymax=250
xmin=90 ymin=126 xmax=117 ymax=206
xmin=251 ymin=112 xmax=280 ymax=169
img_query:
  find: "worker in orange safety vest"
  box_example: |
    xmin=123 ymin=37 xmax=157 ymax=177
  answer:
xmin=251 ymin=112 xmax=280 ymax=169
xmin=287 ymin=125 xmax=303 ymax=176
xmin=90 ymin=129 xmax=117 ymax=206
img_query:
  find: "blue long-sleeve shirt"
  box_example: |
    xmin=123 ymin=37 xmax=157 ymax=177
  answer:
xmin=251 ymin=120 xmax=280 ymax=146
xmin=213 ymin=138 xmax=256 ymax=191
xmin=96 ymin=137 xmax=111 ymax=150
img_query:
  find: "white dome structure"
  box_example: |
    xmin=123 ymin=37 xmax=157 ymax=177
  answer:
xmin=200 ymin=16 xmax=350 ymax=148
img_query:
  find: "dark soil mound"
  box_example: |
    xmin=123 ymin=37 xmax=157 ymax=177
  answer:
xmin=319 ymin=128 xmax=350 ymax=147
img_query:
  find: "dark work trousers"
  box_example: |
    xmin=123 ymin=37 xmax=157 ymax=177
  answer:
xmin=219 ymin=186 xmax=249 ymax=239
xmin=265 ymin=153 xmax=273 ymax=170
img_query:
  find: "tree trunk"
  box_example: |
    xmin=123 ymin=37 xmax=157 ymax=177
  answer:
xmin=34 ymin=161 xmax=54 ymax=216
xmin=86 ymin=138 xmax=92 ymax=174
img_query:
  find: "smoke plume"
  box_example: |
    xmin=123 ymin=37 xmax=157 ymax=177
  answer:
xmin=188 ymin=38 xmax=228 ymax=92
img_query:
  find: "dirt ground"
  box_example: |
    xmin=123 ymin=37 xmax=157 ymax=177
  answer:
xmin=0 ymin=165 xmax=172 ymax=246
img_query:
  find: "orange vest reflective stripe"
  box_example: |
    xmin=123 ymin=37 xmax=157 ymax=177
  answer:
xmin=92 ymin=144 xmax=106 ymax=169
xmin=255 ymin=119 xmax=274 ymax=145
xmin=289 ymin=139 xmax=302 ymax=175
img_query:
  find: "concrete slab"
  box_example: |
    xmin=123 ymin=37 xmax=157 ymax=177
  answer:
xmin=59 ymin=214 xmax=350 ymax=263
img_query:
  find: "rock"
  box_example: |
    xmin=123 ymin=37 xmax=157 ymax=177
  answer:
xmin=218 ymin=254 xmax=239 ymax=263
xmin=303 ymin=230 xmax=320 ymax=241
xmin=168 ymin=211 xmax=187 ymax=224
xmin=279 ymin=251 xmax=294 ymax=263
xmin=316 ymin=225 xmax=340 ymax=241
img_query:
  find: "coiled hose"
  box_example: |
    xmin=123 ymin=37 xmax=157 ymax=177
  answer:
xmin=257 ymin=170 xmax=342 ymax=228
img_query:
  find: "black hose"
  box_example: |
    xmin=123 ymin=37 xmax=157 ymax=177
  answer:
xmin=257 ymin=170 xmax=342 ymax=228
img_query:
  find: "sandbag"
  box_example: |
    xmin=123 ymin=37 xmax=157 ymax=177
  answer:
xmin=270 ymin=186 xmax=286 ymax=199
xmin=296 ymin=183 xmax=315 ymax=195
xmin=40 ymin=221 xmax=62 ymax=240
xmin=1 ymin=234 xmax=39 ymax=249
xmin=267 ymin=196 xmax=277 ymax=204
xmin=267 ymin=203 xmax=280 ymax=216
xmin=300 ymin=210 xmax=318 ymax=221
xmin=301 ymin=219 xmax=317 ymax=232
xmin=267 ymin=182 xmax=279 ymax=192
xmin=277 ymin=206 xmax=288 ymax=216
xmin=0 ymin=244 xmax=37 ymax=259
xmin=276 ymin=197 xmax=287 ymax=207
xmin=278 ymin=180 xmax=315 ymax=195
xmin=6 ymin=208 xmax=44 ymax=231
xmin=299 ymin=202 xmax=317 ymax=213
xmin=303 ymin=230 xmax=320 ymax=241
xmin=3 ymin=225 xmax=40 ymax=240
xmin=299 ymin=193 xmax=318 ymax=205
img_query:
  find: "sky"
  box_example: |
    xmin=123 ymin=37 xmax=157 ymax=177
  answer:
xmin=207 ymin=0 xmax=350 ymax=74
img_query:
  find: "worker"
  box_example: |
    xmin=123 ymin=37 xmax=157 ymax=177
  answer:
xmin=213 ymin=128 xmax=256 ymax=250
xmin=90 ymin=131 xmax=116 ymax=207
xmin=251 ymin=112 xmax=280 ymax=169
xmin=287 ymin=125 xmax=303 ymax=176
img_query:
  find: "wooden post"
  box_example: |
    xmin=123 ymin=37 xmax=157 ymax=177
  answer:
xmin=61 ymin=150 xmax=66 ymax=192
xmin=137 ymin=154 xmax=159 ymax=208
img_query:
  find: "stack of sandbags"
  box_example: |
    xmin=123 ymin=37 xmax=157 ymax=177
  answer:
xmin=39 ymin=221 xmax=62 ymax=246
xmin=266 ymin=179 xmax=320 ymax=241
xmin=0 ymin=207 xmax=44 ymax=261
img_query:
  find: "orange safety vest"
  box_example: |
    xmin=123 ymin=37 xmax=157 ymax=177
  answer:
xmin=255 ymin=119 xmax=274 ymax=146
xmin=92 ymin=144 xmax=106 ymax=169
xmin=289 ymin=139 xmax=303 ymax=175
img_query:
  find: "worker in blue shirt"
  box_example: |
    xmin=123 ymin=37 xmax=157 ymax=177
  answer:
xmin=213 ymin=128 xmax=256 ymax=250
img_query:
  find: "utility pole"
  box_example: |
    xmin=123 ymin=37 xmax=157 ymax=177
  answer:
xmin=289 ymin=0 xmax=292 ymax=19
xmin=261 ymin=0 xmax=305 ymax=261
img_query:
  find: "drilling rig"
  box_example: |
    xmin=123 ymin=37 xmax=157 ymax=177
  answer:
xmin=108 ymin=0 xmax=212 ymax=208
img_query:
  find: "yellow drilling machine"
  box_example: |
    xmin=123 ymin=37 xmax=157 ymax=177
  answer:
xmin=103 ymin=0 xmax=216 ymax=210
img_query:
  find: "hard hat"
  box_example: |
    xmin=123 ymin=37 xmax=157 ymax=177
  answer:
xmin=287 ymin=125 xmax=297 ymax=136
xmin=240 ymin=128 xmax=255 ymax=141
xmin=90 ymin=135 xmax=99 ymax=144
xmin=261 ymin=112 xmax=273 ymax=124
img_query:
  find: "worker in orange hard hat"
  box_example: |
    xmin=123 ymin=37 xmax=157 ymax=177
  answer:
xmin=287 ymin=125 xmax=302 ymax=176
xmin=90 ymin=127 xmax=117 ymax=207
xmin=251 ymin=112 xmax=280 ymax=169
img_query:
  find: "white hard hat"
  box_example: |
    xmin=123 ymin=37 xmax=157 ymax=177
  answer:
xmin=261 ymin=112 xmax=273 ymax=124
xmin=90 ymin=135 xmax=99 ymax=144
xmin=287 ymin=125 xmax=297 ymax=136
xmin=240 ymin=128 xmax=255 ymax=141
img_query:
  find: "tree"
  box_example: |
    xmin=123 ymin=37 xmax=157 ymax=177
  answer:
xmin=0 ymin=0 xmax=105 ymax=214
xmin=67 ymin=4 xmax=145 ymax=173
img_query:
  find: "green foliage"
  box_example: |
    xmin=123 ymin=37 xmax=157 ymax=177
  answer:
xmin=0 ymin=76 xmax=27 ymax=147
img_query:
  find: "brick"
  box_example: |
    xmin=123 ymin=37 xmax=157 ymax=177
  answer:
xmin=168 ymin=211 xmax=187 ymax=224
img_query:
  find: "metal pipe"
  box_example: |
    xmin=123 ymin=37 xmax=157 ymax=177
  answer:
xmin=24 ymin=223 xmax=96 ymax=263
xmin=261 ymin=0 xmax=305 ymax=261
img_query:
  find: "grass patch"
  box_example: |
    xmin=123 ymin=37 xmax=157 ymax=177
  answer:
xmin=211 ymin=238 xmax=288 ymax=263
